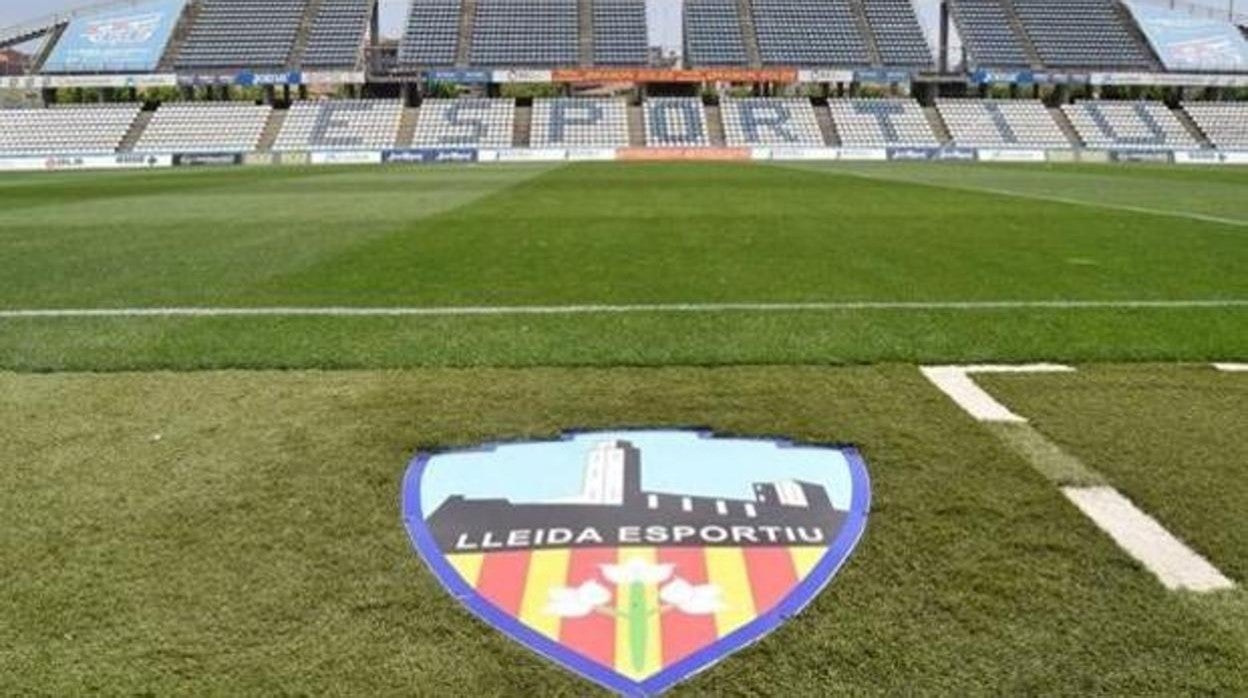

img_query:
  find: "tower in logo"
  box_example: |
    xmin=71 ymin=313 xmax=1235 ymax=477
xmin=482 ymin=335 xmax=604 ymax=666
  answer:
xmin=403 ymin=430 xmax=870 ymax=696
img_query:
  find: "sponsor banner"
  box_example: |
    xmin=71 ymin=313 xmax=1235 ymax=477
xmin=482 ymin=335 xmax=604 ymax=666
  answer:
xmin=887 ymin=147 xmax=978 ymax=162
xmin=172 ymin=152 xmax=243 ymax=167
xmin=492 ymin=69 xmax=554 ymax=84
xmin=616 ymin=147 xmax=753 ymax=161
xmin=970 ymin=70 xmax=1090 ymax=85
xmin=279 ymin=151 xmax=311 ymax=166
xmin=177 ymin=72 xmax=303 ymax=87
xmin=565 ymin=148 xmax=618 ymax=162
xmin=552 ymin=68 xmax=799 ymax=84
xmin=763 ymin=147 xmax=841 ymax=161
xmin=0 ymin=153 xmax=172 ymax=172
xmin=1124 ymin=2 xmax=1248 ymax=73
xmin=797 ymin=69 xmax=855 ymax=83
xmin=2 ymin=74 xmax=178 ymax=89
xmin=1173 ymin=150 xmax=1224 ymax=165
xmin=490 ymin=148 xmax=568 ymax=162
xmin=302 ymin=71 xmax=368 ymax=85
xmin=1108 ymin=149 xmax=1174 ymax=163
xmin=426 ymin=69 xmax=493 ymax=84
xmin=976 ymin=149 xmax=1047 ymax=163
xmin=243 ymin=152 xmax=277 ymax=166
xmin=42 ymin=0 xmax=186 ymax=74
xmin=853 ymin=69 xmax=914 ymax=84
xmin=1090 ymin=72 xmax=1248 ymax=87
xmin=402 ymin=430 xmax=870 ymax=696
xmin=310 ymin=151 xmax=383 ymax=165
xmin=382 ymin=148 xmax=480 ymax=164
xmin=1222 ymin=151 xmax=1248 ymax=164
xmin=1046 ymin=149 xmax=1080 ymax=163
xmin=1076 ymin=149 xmax=1111 ymax=163
xmin=837 ymin=147 xmax=889 ymax=162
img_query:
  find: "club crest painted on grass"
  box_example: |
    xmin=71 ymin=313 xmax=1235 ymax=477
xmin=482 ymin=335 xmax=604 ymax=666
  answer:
xmin=401 ymin=430 xmax=870 ymax=696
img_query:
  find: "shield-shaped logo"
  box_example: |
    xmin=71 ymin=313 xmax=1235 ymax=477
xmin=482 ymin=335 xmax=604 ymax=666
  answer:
xmin=401 ymin=430 xmax=870 ymax=696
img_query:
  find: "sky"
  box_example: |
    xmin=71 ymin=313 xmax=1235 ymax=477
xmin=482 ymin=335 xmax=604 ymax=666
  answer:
xmin=2 ymin=0 xmax=1243 ymax=53
xmin=416 ymin=431 xmax=856 ymax=515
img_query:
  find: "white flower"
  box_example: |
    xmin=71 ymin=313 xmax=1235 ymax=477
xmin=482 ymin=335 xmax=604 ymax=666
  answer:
xmin=601 ymin=557 xmax=675 ymax=585
xmin=545 ymin=581 xmax=611 ymax=618
xmin=659 ymin=578 xmax=724 ymax=615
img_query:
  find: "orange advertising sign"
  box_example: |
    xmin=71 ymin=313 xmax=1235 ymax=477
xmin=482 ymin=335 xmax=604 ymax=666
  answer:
xmin=552 ymin=68 xmax=799 ymax=84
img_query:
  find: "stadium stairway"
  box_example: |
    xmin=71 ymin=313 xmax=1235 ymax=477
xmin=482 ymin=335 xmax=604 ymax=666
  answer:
xmin=455 ymin=0 xmax=479 ymax=67
xmin=30 ymin=23 xmax=68 ymax=73
xmin=1173 ymin=107 xmax=1214 ymax=148
xmin=847 ymin=0 xmax=885 ymax=67
xmin=398 ymin=107 xmax=420 ymax=147
xmin=1049 ymin=106 xmax=1083 ymax=147
xmin=1111 ymin=0 xmax=1166 ymax=72
xmin=513 ymin=104 xmax=533 ymax=147
xmin=736 ymin=0 xmax=763 ymax=68
xmin=292 ymin=0 xmax=329 ymax=69
xmin=923 ymin=106 xmax=953 ymax=144
xmin=579 ymin=0 xmax=594 ymax=66
xmin=704 ymin=104 xmax=728 ymax=147
xmin=257 ymin=109 xmax=289 ymax=152
xmin=997 ymin=0 xmax=1044 ymax=70
xmin=157 ymin=1 xmax=202 ymax=73
xmin=119 ymin=111 xmax=156 ymax=154
xmin=813 ymin=102 xmax=840 ymax=146
xmin=627 ymin=104 xmax=646 ymax=146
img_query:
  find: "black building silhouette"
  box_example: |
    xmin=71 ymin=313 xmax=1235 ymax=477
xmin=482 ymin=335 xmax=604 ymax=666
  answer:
xmin=427 ymin=440 xmax=847 ymax=552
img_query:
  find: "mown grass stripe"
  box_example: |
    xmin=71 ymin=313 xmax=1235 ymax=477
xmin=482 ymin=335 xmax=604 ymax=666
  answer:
xmin=2 ymin=299 xmax=1247 ymax=319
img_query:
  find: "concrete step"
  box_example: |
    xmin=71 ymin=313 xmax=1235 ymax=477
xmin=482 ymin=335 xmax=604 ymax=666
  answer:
xmin=704 ymin=105 xmax=727 ymax=147
xmin=847 ymin=0 xmax=883 ymax=68
xmin=736 ymin=0 xmax=763 ymax=69
xmin=923 ymin=105 xmax=952 ymax=145
xmin=997 ymin=0 xmax=1045 ymax=70
xmin=1172 ymin=105 xmax=1213 ymax=148
xmin=157 ymin=0 xmax=201 ymax=73
xmin=813 ymin=102 xmax=839 ymax=146
xmin=1049 ymin=106 xmax=1083 ymax=148
xmin=579 ymin=0 xmax=594 ymax=66
xmin=627 ymin=104 xmax=646 ymax=146
xmin=455 ymin=0 xmax=479 ymax=68
xmin=119 ymin=110 xmax=155 ymax=153
xmin=512 ymin=104 xmax=532 ymax=148
xmin=398 ymin=107 xmax=421 ymax=147
xmin=257 ymin=108 xmax=289 ymax=152
xmin=291 ymin=0 xmax=329 ymax=69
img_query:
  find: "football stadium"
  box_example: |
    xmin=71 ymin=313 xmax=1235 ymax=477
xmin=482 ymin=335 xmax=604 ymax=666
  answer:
xmin=1 ymin=0 xmax=1246 ymax=695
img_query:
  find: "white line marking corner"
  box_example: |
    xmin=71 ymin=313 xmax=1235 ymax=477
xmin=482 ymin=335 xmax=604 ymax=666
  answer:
xmin=1063 ymin=486 xmax=1235 ymax=593
xmin=920 ymin=364 xmax=1075 ymax=423
xmin=1213 ymin=363 xmax=1248 ymax=372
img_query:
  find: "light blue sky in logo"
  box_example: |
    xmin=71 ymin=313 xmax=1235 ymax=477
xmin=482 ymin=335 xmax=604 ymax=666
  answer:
xmin=419 ymin=430 xmax=853 ymax=515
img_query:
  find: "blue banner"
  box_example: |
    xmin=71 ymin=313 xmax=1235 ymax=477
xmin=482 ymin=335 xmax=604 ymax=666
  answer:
xmin=426 ymin=70 xmax=493 ymax=85
xmin=1125 ymin=2 xmax=1248 ymax=72
xmin=43 ymin=0 xmax=186 ymax=73
xmin=382 ymin=149 xmax=480 ymax=164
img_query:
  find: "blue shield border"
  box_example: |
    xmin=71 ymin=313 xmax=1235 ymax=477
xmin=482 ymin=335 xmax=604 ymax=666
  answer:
xmin=400 ymin=429 xmax=872 ymax=697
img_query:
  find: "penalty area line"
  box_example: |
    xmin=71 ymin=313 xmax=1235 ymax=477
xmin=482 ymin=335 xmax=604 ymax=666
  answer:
xmin=921 ymin=364 xmax=1235 ymax=593
xmin=2 ymin=299 xmax=1247 ymax=319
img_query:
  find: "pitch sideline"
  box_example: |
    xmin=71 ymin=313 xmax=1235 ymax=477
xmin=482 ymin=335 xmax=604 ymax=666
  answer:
xmin=922 ymin=364 xmax=1235 ymax=593
xmin=1 ymin=299 xmax=1247 ymax=319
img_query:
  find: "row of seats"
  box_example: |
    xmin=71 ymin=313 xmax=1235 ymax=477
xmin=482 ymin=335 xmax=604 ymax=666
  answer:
xmin=398 ymin=0 xmax=649 ymax=67
xmin=176 ymin=0 xmax=307 ymax=70
xmin=3 ymin=99 xmax=1247 ymax=153
xmin=301 ymin=0 xmax=372 ymax=69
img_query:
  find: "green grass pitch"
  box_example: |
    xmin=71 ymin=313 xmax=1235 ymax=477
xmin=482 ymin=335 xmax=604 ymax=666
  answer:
xmin=1 ymin=162 xmax=1244 ymax=695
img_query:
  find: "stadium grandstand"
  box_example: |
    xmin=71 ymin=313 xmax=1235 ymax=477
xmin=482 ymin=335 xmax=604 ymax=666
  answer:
xmin=0 ymin=0 xmax=1244 ymax=163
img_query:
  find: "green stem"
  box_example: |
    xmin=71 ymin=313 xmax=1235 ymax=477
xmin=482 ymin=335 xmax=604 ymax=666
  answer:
xmin=627 ymin=582 xmax=647 ymax=672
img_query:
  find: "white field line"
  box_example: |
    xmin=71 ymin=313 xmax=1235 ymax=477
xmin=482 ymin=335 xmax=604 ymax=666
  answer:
xmin=1063 ymin=487 xmax=1235 ymax=592
xmin=1 ymin=299 xmax=1246 ymax=319
xmin=1213 ymin=363 xmax=1248 ymax=372
xmin=802 ymin=165 xmax=1248 ymax=229
xmin=921 ymin=363 xmax=1236 ymax=593
xmin=920 ymin=364 xmax=1075 ymax=423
